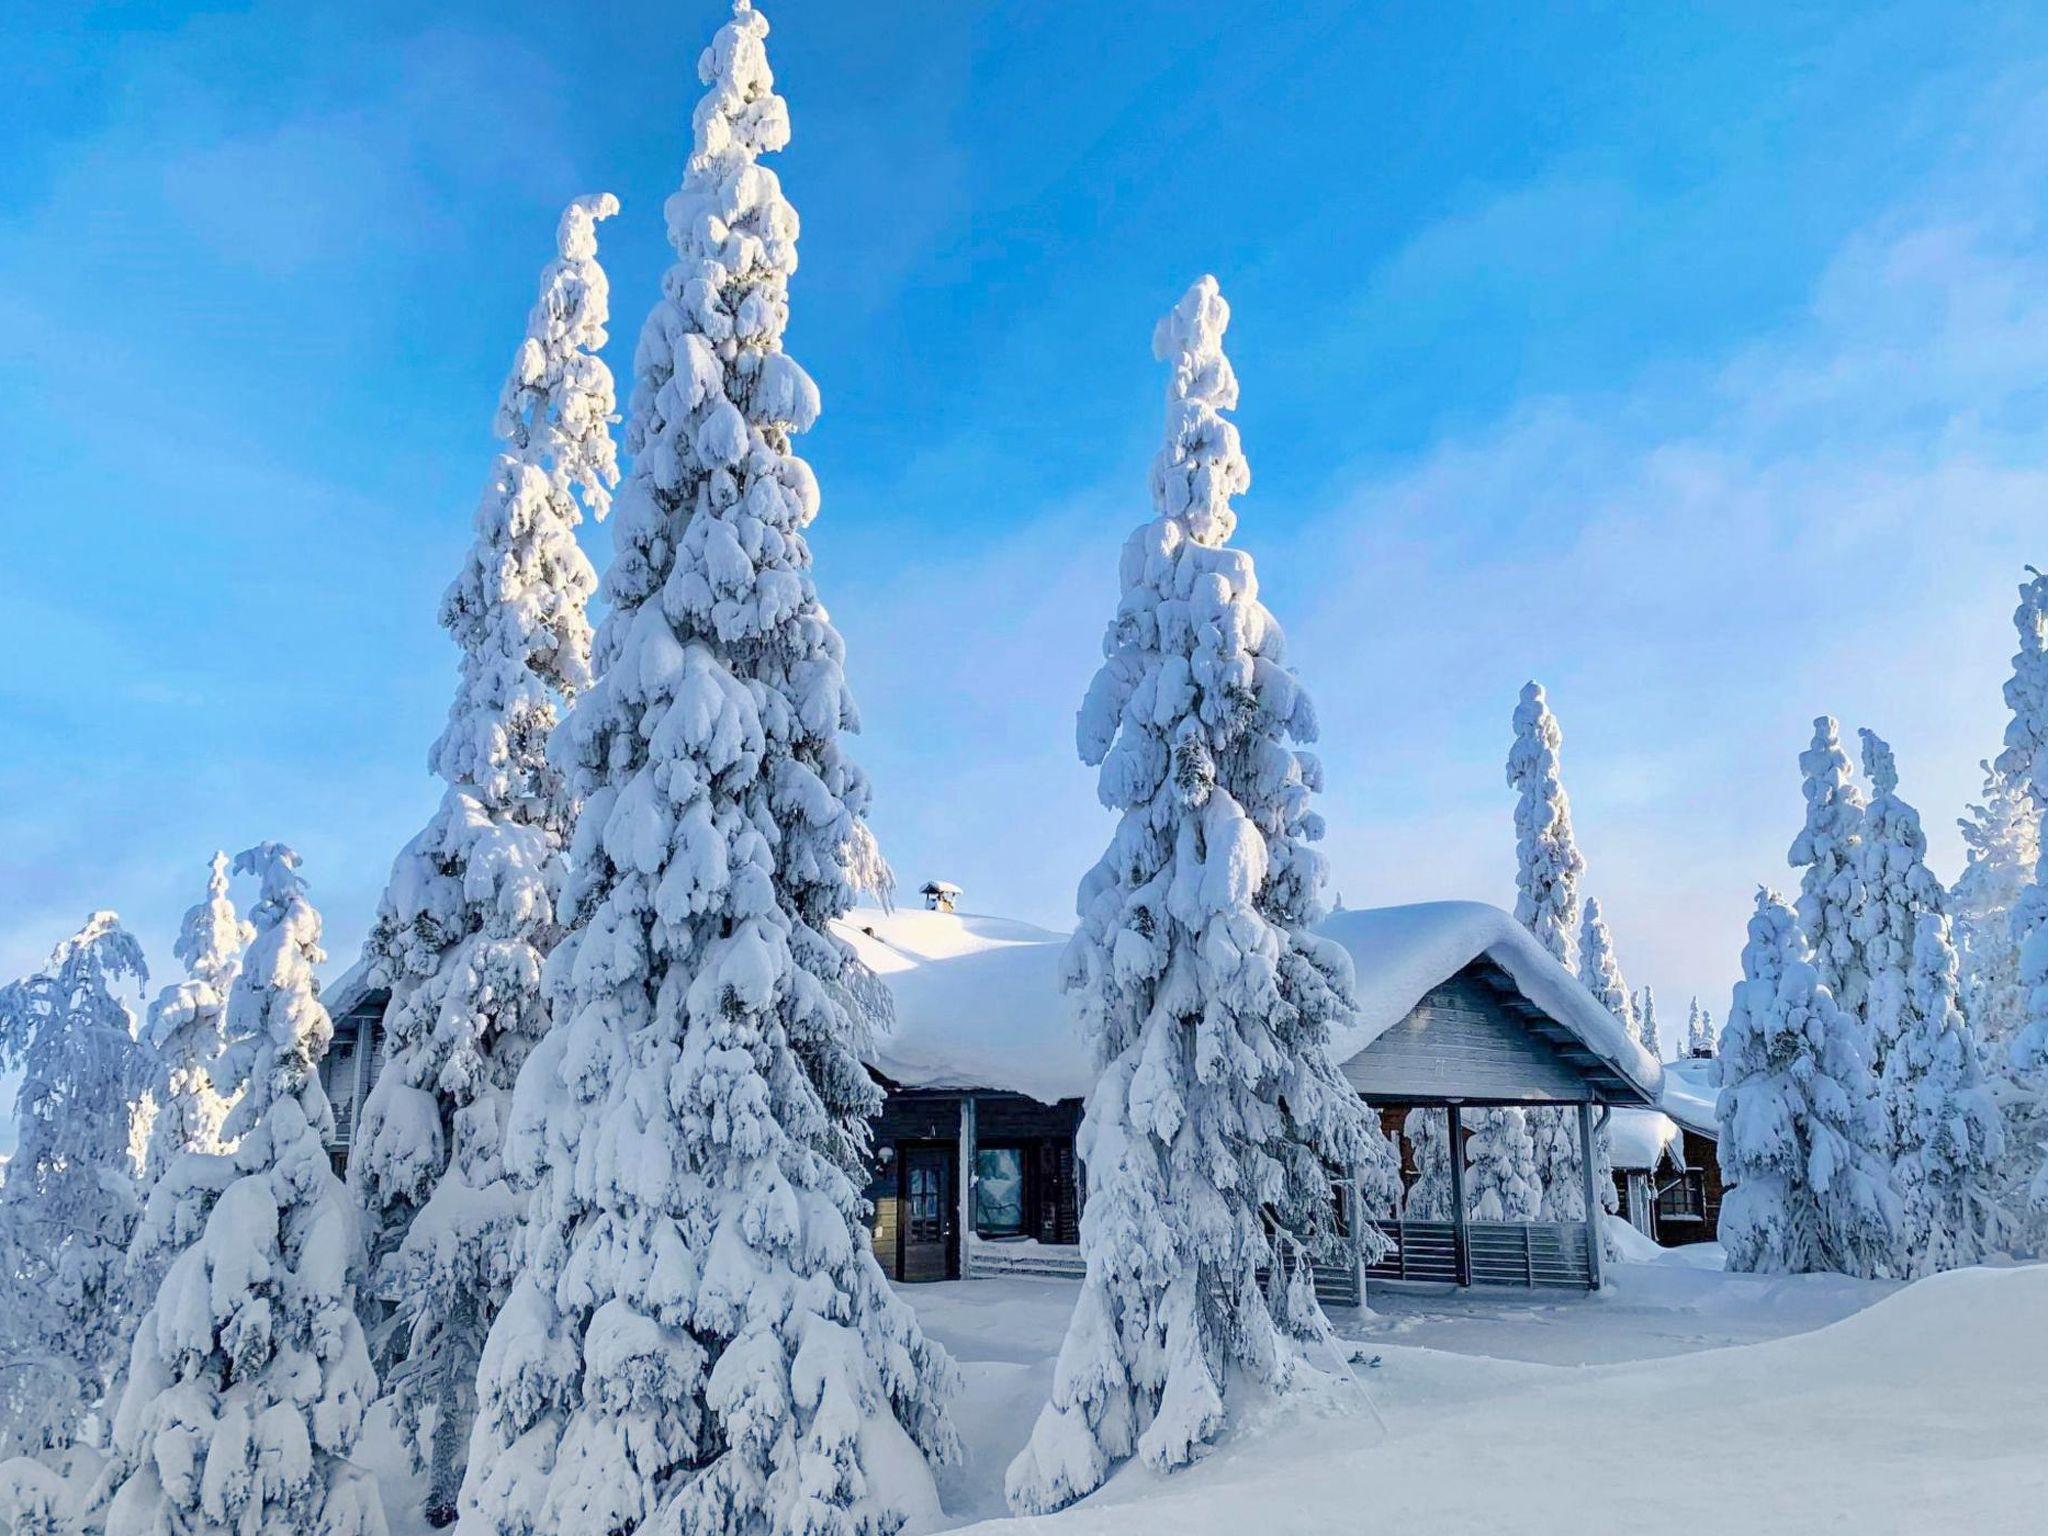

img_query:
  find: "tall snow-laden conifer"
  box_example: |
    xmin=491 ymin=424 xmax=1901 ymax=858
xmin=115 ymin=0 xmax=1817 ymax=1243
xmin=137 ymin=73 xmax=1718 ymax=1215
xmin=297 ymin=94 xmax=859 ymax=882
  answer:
xmin=140 ymin=855 xmax=248 ymax=1187
xmin=349 ymin=193 xmax=617 ymax=1527
xmin=1578 ymin=898 xmax=1635 ymax=1036
xmin=1716 ymin=890 xmax=1893 ymax=1278
xmin=1508 ymin=684 xmax=1593 ymax=1220
xmin=1464 ymin=1109 xmax=1541 ymax=1222
xmin=1005 ymin=277 xmax=1391 ymax=1516
xmin=1634 ymin=985 xmax=1660 ymax=1060
xmin=0 ymin=914 xmax=149 ymax=1452
xmin=1687 ymin=997 xmax=1716 ymax=1059
xmin=128 ymin=855 xmax=252 ymax=1310
xmin=1402 ymin=1108 xmax=1454 ymax=1220
xmin=458 ymin=12 xmax=955 ymax=1536
xmin=105 ymin=845 xmax=386 ymax=1536
xmin=1507 ymin=681 xmax=1585 ymax=967
xmin=1998 ymin=569 xmax=2048 ymax=1224
xmin=1951 ymin=761 xmax=2037 ymax=1049
xmin=1852 ymin=729 xmax=1945 ymax=1079
xmin=1789 ymin=716 xmax=1868 ymax=1019
xmin=1883 ymin=912 xmax=2005 ymax=1276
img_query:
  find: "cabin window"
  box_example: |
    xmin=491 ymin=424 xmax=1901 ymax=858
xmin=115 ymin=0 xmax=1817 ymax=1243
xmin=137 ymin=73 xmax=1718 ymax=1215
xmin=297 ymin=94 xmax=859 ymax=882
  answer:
xmin=1657 ymin=1169 xmax=1706 ymax=1221
xmin=973 ymin=1147 xmax=1027 ymax=1236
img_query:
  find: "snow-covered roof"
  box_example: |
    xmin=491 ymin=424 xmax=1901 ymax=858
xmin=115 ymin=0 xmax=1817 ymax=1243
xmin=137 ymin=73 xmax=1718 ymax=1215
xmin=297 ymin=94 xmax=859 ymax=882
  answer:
xmin=319 ymin=957 xmax=382 ymax=1023
xmin=1658 ymin=1055 xmax=1720 ymax=1138
xmin=1318 ymin=902 xmax=1664 ymax=1104
xmin=920 ymin=881 xmax=963 ymax=896
xmin=836 ymin=898 xmax=1665 ymax=1108
xmin=1608 ymin=1108 xmax=1683 ymax=1171
xmin=836 ymin=907 xmax=1087 ymax=1105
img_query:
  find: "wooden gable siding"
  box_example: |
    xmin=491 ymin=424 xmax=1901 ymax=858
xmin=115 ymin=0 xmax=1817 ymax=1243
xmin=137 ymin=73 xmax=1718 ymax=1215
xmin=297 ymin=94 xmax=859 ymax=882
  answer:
xmin=1343 ymin=964 xmax=1591 ymax=1104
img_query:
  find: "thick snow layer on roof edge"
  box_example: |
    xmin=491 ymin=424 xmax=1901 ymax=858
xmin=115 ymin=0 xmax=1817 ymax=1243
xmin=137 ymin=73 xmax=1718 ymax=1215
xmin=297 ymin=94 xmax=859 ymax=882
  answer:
xmin=835 ymin=899 xmax=1664 ymax=1107
xmin=1318 ymin=901 xmax=1664 ymax=1103
xmin=1608 ymin=1108 xmax=1682 ymax=1171
xmin=1658 ymin=1055 xmax=1721 ymax=1137
xmin=836 ymin=907 xmax=1088 ymax=1105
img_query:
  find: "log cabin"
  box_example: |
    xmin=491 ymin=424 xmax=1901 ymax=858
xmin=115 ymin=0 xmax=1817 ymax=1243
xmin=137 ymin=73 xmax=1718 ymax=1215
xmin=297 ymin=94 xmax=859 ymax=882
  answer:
xmin=320 ymin=899 xmax=1671 ymax=1297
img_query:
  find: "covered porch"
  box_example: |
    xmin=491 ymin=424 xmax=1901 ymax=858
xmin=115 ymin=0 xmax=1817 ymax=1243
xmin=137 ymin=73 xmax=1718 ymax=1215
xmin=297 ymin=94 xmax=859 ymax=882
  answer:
xmin=1363 ymin=1099 xmax=1609 ymax=1289
xmin=1325 ymin=903 xmax=1666 ymax=1293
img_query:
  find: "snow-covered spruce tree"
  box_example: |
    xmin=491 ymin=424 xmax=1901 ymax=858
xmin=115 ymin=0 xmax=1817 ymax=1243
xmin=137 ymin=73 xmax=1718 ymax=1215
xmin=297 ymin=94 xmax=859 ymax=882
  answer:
xmin=1687 ymin=997 xmax=1717 ymax=1059
xmin=1997 ymin=569 xmax=2048 ymax=1227
xmin=128 ymin=855 xmax=253 ymax=1309
xmin=104 ymin=844 xmax=386 ymax=1536
xmin=1789 ymin=716 xmax=1869 ymax=1020
xmin=1507 ymin=684 xmax=1591 ymax=1220
xmin=1883 ymin=912 xmax=2005 ymax=1276
xmin=0 ymin=912 xmax=149 ymax=1452
xmin=1463 ymin=1108 xmax=1541 ymax=1222
xmin=1716 ymin=889 xmax=1893 ymax=1277
xmin=1528 ymin=1107 xmax=1585 ymax=1222
xmin=1577 ymin=897 xmax=1635 ymax=1037
xmin=138 ymin=856 xmax=248 ymax=1188
xmin=1852 ymin=729 xmax=1945 ymax=1081
xmin=1402 ymin=1107 xmax=1454 ymax=1220
xmin=348 ymin=192 xmax=617 ymax=1527
xmin=1952 ymin=760 xmax=2038 ymax=1049
xmin=458 ymin=14 xmax=955 ymax=1536
xmin=1507 ymin=680 xmax=1585 ymax=968
xmin=1634 ymin=984 xmax=1660 ymax=1060
xmin=1004 ymin=277 xmax=1394 ymax=1516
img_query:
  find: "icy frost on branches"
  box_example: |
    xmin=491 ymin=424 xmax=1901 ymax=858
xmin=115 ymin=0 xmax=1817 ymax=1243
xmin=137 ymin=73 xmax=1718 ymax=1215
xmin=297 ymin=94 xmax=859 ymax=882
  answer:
xmin=1789 ymin=716 xmax=1868 ymax=1018
xmin=1852 ymin=730 xmax=1945 ymax=1077
xmin=104 ymin=845 xmax=386 ymax=1536
xmin=458 ymin=12 xmax=954 ymax=1536
xmin=1716 ymin=890 xmax=1892 ymax=1278
xmin=0 ymin=913 xmax=149 ymax=1451
xmin=1507 ymin=681 xmax=1585 ymax=969
xmin=1005 ymin=277 xmax=1392 ymax=1517
xmin=1882 ymin=913 xmax=2004 ymax=1276
xmin=349 ymin=192 xmax=617 ymax=1524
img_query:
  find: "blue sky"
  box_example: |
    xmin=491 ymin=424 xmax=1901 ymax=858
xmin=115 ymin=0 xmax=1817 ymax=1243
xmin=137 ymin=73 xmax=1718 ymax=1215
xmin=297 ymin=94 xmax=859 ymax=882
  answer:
xmin=5 ymin=0 xmax=2046 ymax=1075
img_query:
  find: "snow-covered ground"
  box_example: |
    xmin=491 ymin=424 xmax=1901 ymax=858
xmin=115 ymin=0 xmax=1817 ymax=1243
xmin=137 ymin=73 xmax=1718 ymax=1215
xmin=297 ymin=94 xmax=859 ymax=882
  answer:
xmin=903 ymin=1255 xmax=2046 ymax=1534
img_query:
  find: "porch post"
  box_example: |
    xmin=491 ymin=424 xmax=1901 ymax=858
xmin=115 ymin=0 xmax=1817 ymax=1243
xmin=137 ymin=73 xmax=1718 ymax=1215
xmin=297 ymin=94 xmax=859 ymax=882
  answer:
xmin=1342 ymin=1167 xmax=1365 ymax=1309
xmin=349 ymin=1010 xmax=376 ymax=1146
xmin=957 ymin=1093 xmax=978 ymax=1281
xmin=1578 ymin=1100 xmax=1603 ymax=1290
xmin=1445 ymin=1103 xmax=1470 ymax=1287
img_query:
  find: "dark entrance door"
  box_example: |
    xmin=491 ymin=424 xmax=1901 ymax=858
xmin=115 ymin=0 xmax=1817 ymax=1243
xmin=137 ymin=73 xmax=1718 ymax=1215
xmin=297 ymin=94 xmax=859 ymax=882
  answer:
xmin=899 ymin=1145 xmax=955 ymax=1281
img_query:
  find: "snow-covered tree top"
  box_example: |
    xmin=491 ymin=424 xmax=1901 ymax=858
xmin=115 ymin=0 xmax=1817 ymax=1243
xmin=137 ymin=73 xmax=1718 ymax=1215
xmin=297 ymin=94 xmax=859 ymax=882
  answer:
xmin=492 ymin=193 xmax=620 ymax=521
xmin=1791 ymin=715 xmax=1865 ymax=856
xmin=1577 ymin=895 xmax=1635 ymax=1033
xmin=428 ymin=192 xmax=617 ymax=817
xmin=1997 ymin=566 xmax=2048 ymax=801
xmin=1146 ymin=275 xmax=1247 ymax=548
xmin=0 ymin=910 xmax=146 ymax=1067
xmin=148 ymin=851 xmax=249 ymax=1051
xmin=1506 ymin=679 xmax=1585 ymax=968
xmin=1858 ymin=727 xmax=1898 ymax=801
xmin=222 ymin=842 xmax=330 ymax=1124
